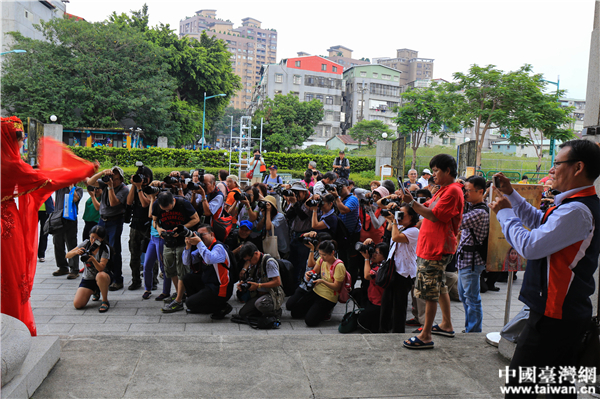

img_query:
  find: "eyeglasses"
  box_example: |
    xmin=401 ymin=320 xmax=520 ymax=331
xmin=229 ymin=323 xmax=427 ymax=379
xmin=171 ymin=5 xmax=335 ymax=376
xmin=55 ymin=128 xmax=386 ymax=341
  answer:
xmin=553 ymin=159 xmax=580 ymax=167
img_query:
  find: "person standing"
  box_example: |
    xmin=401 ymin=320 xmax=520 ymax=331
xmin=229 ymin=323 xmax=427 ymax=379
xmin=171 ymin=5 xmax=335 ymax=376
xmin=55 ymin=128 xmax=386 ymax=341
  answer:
xmin=51 ymin=184 xmax=84 ymax=279
xmin=417 ymin=169 xmax=431 ymax=188
xmin=404 ymin=169 xmax=422 ymax=189
xmin=456 ymin=176 xmax=489 ymax=333
xmin=248 ymin=149 xmax=264 ymax=184
xmin=38 ymin=195 xmax=54 ymax=262
xmin=87 ymin=166 xmax=130 ymax=291
xmin=263 ymin=165 xmax=283 ymax=186
xmin=491 ymin=140 xmax=600 ymax=395
xmin=332 ymin=150 xmax=350 ymax=179
xmin=401 ymin=154 xmax=464 ymax=349
xmin=82 ymin=185 xmax=101 ymax=241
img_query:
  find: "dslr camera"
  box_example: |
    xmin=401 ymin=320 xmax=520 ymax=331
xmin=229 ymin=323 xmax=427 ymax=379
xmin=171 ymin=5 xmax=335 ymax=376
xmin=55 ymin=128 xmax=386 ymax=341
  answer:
xmin=306 ymin=198 xmax=322 ymax=208
xmin=302 ymin=235 xmax=318 ymax=247
xmin=305 ymin=272 xmax=319 ymax=290
xmin=325 ymin=183 xmax=342 ymax=193
xmin=101 ymin=173 xmax=113 ymax=183
xmin=360 ymin=198 xmax=373 ymax=206
xmin=163 ymin=175 xmax=181 ymax=186
xmin=132 ymin=161 xmax=146 ymax=184
xmin=80 ymin=240 xmax=101 ymax=263
xmin=233 ymin=191 xmax=248 ymax=202
xmin=257 ymin=200 xmax=268 ymax=210
xmin=173 ymin=225 xmax=196 ymax=238
xmin=355 ymin=242 xmax=375 ymax=257
xmin=239 ymin=277 xmax=255 ymax=294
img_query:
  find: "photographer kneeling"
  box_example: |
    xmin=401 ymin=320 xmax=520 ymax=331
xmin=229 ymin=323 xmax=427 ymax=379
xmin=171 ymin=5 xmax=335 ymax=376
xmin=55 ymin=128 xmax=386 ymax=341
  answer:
xmin=286 ymin=240 xmax=346 ymax=327
xmin=357 ymin=239 xmax=389 ymax=333
xmin=67 ymin=225 xmax=114 ymax=313
xmin=235 ymin=242 xmax=285 ymax=319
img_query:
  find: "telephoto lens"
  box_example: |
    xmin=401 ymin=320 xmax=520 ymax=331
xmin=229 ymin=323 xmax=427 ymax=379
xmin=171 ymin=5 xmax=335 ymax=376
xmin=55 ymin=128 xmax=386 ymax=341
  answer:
xmin=143 ymin=186 xmax=160 ymax=195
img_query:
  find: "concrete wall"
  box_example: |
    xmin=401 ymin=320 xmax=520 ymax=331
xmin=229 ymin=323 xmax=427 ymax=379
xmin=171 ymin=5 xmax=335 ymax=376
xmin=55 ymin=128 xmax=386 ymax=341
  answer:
xmin=584 ymin=1 xmax=600 ymax=128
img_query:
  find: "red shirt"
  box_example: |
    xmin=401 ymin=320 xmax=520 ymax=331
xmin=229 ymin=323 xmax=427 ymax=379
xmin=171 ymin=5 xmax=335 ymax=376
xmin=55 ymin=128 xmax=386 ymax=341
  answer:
xmin=368 ymin=264 xmax=384 ymax=306
xmin=416 ymin=182 xmax=464 ymax=261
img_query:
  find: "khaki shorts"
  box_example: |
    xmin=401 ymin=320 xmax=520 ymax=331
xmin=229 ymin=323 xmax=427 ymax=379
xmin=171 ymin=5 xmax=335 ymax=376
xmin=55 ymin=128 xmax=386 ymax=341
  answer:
xmin=414 ymin=254 xmax=453 ymax=302
xmin=163 ymin=246 xmax=188 ymax=280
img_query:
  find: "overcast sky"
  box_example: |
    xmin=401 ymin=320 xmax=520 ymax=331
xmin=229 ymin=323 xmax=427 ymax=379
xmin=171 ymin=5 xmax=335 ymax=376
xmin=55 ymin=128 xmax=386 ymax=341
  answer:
xmin=66 ymin=0 xmax=595 ymax=99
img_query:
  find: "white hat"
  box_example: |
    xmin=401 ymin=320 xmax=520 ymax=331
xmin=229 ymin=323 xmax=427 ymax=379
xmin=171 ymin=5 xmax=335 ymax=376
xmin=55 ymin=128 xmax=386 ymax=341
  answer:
xmin=422 ymin=169 xmax=432 ymax=175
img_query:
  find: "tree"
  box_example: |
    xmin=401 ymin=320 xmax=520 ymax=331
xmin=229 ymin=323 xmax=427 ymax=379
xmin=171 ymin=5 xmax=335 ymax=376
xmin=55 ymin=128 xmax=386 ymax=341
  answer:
xmin=348 ymin=120 xmax=394 ymax=148
xmin=211 ymin=107 xmax=248 ymax=136
xmin=394 ymin=84 xmax=461 ymax=169
xmin=252 ymin=93 xmax=324 ymax=152
xmin=503 ymin=71 xmax=575 ymax=171
xmin=1 ymin=16 xmax=177 ymax=141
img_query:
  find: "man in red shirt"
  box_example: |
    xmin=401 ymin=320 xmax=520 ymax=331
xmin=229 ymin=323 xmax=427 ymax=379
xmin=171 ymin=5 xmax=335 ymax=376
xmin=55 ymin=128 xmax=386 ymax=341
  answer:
xmin=401 ymin=154 xmax=464 ymax=349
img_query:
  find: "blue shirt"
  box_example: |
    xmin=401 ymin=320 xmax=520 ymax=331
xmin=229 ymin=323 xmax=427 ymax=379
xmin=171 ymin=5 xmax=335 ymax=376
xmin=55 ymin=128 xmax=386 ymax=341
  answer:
xmin=339 ymin=194 xmax=361 ymax=233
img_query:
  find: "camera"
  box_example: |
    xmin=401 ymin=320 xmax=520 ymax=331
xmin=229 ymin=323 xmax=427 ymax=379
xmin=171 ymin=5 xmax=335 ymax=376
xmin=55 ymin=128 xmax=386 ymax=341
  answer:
xmin=416 ymin=197 xmax=427 ymax=205
xmin=80 ymin=240 xmax=101 ymax=263
xmin=132 ymin=161 xmax=146 ymax=184
xmin=380 ymin=198 xmax=395 ymax=206
xmin=233 ymin=191 xmax=248 ymax=202
xmin=257 ymin=200 xmax=267 ymax=210
xmin=239 ymin=277 xmax=255 ymax=293
xmin=160 ymin=230 xmax=178 ymax=247
xmin=143 ymin=185 xmax=161 ymax=195
xmin=302 ymin=235 xmax=318 ymax=247
xmin=174 ymin=225 xmax=196 ymax=238
xmin=164 ymin=176 xmax=181 ymax=185
xmin=381 ymin=209 xmax=392 ymax=217
xmin=305 ymin=272 xmax=319 ymax=290
xmin=187 ymin=181 xmax=200 ymax=191
xmin=101 ymin=174 xmax=112 ymax=183
xmin=354 ymin=242 xmax=375 ymax=256
xmin=360 ymin=198 xmax=373 ymax=206
xmin=325 ymin=183 xmax=342 ymax=193
xmin=86 ymin=185 xmax=97 ymax=192
xmin=306 ymin=198 xmax=322 ymax=208
xmin=395 ymin=210 xmax=404 ymax=220
xmin=254 ymin=154 xmax=261 ymax=160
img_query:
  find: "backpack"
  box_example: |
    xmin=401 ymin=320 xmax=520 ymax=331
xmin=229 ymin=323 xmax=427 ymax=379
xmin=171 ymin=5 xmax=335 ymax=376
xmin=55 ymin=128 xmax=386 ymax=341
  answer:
xmin=333 ymin=212 xmax=359 ymax=254
xmin=209 ymin=191 xmax=234 ymax=242
xmin=275 ymin=259 xmax=296 ymax=296
xmin=319 ymin=258 xmax=352 ymax=303
xmin=461 ymin=203 xmax=489 ymax=269
xmin=221 ymin=242 xmax=239 ymax=292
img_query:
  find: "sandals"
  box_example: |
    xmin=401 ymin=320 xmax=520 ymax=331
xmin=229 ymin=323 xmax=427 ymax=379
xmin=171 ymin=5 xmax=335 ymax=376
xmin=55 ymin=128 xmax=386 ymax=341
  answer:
xmin=142 ymin=291 xmax=152 ymax=300
xmin=431 ymin=324 xmax=455 ymax=338
xmin=403 ymin=336 xmax=434 ymax=349
xmin=92 ymin=290 xmax=100 ymax=302
xmin=99 ymin=301 xmax=110 ymax=313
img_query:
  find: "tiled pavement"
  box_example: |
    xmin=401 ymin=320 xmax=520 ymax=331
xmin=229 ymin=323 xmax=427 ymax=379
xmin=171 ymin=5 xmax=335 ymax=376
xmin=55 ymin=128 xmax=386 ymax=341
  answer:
xmin=32 ymin=193 xmax=525 ymax=337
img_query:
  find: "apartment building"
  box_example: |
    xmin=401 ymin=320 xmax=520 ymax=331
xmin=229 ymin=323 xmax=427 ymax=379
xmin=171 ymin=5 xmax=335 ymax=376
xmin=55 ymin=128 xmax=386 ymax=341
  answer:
xmin=341 ymin=65 xmax=402 ymax=133
xmin=325 ymin=45 xmax=370 ymax=70
xmin=179 ymin=9 xmax=277 ymax=109
xmin=374 ymin=49 xmax=434 ymax=88
xmin=252 ymin=55 xmax=344 ymax=144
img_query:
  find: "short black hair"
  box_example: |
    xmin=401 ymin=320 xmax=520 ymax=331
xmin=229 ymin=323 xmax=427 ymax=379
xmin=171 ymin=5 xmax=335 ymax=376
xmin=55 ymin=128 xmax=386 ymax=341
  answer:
xmin=522 ymin=175 xmax=528 ymax=180
xmin=157 ymin=191 xmax=174 ymax=208
xmin=323 ymin=172 xmax=337 ymax=181
xmin=90 ymin=225 xmax=107 ymax=239
xmin=465 ymin=175 xmax=486 ymax=191
xmin=428 ymin=177 xmax=435 ymax=185
xmin=219 ymin=169 xmax=228 ymax=181
xmin=375 ymin=242 xmax=389 ymax=258
xmin=559 ymin=140 xmax=600 ymax=181
xmin=429 ymin=154 xmax=458 ymax=178
xmin=416 ymin=189 xmax=432 ymax=199
xmin=318 ymin=240 xmax=337 ymax=255
xmin=401 ymin=203 xmax=420 ymax=228
xmin=197 ymin=224 xmax=213 ymax=235
xmin=322 ymin=194 xmax=336 ymax=203
xmin=140 ymin=166 xmax=153 ymax=182
xmin=382 ymin=179 xmax=395 ymax=194
xmin=239 ymin=242 xmax=259 ymax=259
xmin=180 ymin=171 xmax=191 ymax=179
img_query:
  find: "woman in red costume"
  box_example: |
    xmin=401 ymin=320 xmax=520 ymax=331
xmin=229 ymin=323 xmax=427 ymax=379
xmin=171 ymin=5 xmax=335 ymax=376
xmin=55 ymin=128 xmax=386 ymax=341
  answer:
xmin=1 ymin=116 xmax=97 ymax=336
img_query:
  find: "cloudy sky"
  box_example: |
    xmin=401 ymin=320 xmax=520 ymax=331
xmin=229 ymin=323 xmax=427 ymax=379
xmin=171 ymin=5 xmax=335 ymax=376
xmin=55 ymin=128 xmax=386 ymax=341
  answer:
xmin=67 ymin=0 xmax=596 ymax=99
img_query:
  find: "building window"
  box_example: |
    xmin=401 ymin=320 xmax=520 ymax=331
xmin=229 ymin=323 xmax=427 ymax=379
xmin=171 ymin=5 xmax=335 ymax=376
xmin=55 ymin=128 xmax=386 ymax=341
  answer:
xmin=321 ymin=64 xmax=327 ymax=71
xmin=291 ymin=92 xmax=299 ymax=97
xmin=325 ymin=96 xmax=333 ymax=105
xmin=443 ymin=138 xmax=449 ymax=145
xmin=450 ymin=138 xmax=456 ymax=145
xmin=332 ymin=66 xmax=338 ymax=72
xmin=418 ymin=63 xmax=422 ymax=68
xmin=382 ymin=74 xmax=391 ymax=80
xmin=373 ymin=73 xmax=378 ymax=78
xmin=427 ymin=136 xmax=433 ymax=144
xmin=295 ymin=60 xmax=301 ymax=67
xmin=316 ymin=95 xmax=324 ymax=103
xmin=360 ymin=71 xmax=367 ymax=77
xmin=326 ymin=112 xmax=333 ymax=121
xmin=393 ymin=76 xmax=400 ymax=81
xmin=274 ymin=90 xmax=282 ymax=95
xmin=275 ymin=74 xmax=283 ymax=83
xmin=305 ymin=93 xmax=313 ymax=102
xmin=293 ymin=75 xmax=301 ymax=85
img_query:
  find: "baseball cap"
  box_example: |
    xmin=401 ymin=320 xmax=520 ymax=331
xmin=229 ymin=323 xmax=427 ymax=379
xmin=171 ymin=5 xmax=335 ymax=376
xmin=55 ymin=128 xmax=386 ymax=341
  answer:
xmin=336 ymin=178 xmax=349 ymax=186
xmin=112 ymin=166 xmax=124 ymax=178
xmin=291 ymin=181 xmax=308 ymax=192
xmin=226 ymin=175 xmax=239 ymax=186
xmin=239 ymin=220 xmax=253 ymax=230
xmin=422 ymin=169 xmax=432 ymax=175
xmin=268 ymin=165 xmax=278 ymax=170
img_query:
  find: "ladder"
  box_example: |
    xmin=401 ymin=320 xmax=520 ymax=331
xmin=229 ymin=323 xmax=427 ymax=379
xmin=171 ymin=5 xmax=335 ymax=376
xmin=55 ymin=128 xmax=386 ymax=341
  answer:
xmin=228 ymin=116 xmax=263 ymax=186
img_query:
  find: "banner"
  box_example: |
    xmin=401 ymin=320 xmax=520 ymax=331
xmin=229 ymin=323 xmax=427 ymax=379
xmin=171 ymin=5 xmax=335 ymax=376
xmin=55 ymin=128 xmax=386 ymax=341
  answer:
xmin=486 ymin=184 xmax=544 ymax=272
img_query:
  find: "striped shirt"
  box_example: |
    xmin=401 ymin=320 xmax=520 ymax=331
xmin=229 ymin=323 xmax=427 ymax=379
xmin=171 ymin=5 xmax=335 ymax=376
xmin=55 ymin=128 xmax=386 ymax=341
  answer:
xmin=339 ymin=194 xmax=361 ymax=233
xmin=456 ymin=203 xmax=489 ymax=270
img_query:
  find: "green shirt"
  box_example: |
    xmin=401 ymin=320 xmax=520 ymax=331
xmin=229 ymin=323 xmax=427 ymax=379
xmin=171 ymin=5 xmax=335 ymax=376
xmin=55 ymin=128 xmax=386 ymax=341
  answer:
xmin=82 ymin=197 xmax=100 ymax=223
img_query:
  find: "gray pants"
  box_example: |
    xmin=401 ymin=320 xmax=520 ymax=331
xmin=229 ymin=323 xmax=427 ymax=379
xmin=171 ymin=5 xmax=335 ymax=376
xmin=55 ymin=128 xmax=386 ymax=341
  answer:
xmin=53 ymin=219 xmax=78 ymax=273
xmin=239 ymin=294 xmax=280 ymax=318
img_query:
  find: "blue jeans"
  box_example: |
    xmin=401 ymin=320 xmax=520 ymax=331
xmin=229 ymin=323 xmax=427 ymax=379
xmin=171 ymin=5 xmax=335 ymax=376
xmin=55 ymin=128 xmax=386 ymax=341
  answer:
xmin=143 ymin=236 xmax=170 ymax=295
xmin=98 ymin=217 xmax=124 ymax=284
xmin=289 ymin=235 xmax=311 ymax=287
xmin=458 ymin=264 xmax=486 ymax=333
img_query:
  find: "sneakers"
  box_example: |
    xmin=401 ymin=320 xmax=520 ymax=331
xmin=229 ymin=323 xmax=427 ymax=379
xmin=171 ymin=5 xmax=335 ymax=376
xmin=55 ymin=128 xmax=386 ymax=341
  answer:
xmin=128 ymin=282 xmax=142 ymax=291
xmin=108 ymin=282 xmax=124 ymax=291
xmin=38 ymin=258 xmax=45 ymax=263
xmin=142 ymin=291 xmax=152 ymax=300
xmin=162 ymin=300 xmax=184 ymax=313
xmin=211 ymin=303 xmax=233 ymax=320
xmin=163 ymin=292 xmax=177 ymax=303
xmin=52 ymin=269 xmax=69 ymax=277
xmin=67 ymin=272 xmax=80 ymax=280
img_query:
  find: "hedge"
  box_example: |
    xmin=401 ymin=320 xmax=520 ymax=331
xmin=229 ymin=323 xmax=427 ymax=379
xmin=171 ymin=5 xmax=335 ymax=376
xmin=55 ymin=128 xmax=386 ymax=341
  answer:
xmin=69 ymin=147 xmax=376 ymax=174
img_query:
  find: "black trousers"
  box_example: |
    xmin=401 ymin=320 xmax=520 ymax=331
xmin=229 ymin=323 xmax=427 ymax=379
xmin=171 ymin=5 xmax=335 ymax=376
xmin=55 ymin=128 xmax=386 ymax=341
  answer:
xmin=286 ymin=287 xmax=336 ymax=327
xmin=53 ymin=219 xmax=78 ymax=273
xmin=339 ymin=231 xmax=361 ymax=287
xmin=379 ymin=272 xmax=413 ymax=333
xmin=505 ymin=310 xmax=588 ymax=398
xmin=357 ymin=300 xmax=381 ymax=333
xmin=182 ymin=273 xmax=229 ymax=314
xmin=38 ymin=211 xmax=49 ymax=259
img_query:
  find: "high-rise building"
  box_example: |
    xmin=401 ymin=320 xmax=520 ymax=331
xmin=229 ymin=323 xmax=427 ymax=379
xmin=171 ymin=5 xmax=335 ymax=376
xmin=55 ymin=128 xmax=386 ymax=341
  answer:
xmin=374 ymin=49 xmax=434 ymax=88
xmin=341 ymin=65 xmax=402 ymax=133
xmin=251 ymin=55 xmax=344 ymax=144
xmin=180 ymin=9 xmax=277 ymax=109
xmin=325 ymin=45 xmax=370 ymax=70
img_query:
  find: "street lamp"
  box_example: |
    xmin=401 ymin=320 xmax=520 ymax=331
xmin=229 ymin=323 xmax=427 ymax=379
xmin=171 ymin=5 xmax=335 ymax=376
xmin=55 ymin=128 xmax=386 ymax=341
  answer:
xmin=50 ymin=115 xmax=57 ymax=122
xmin=0 ymin=49 xmax=26 ymax=55
xmin=202 ymin=92 xmax=227 ymax=150
xmin=541 ymin=77 xmax=560 ymax=166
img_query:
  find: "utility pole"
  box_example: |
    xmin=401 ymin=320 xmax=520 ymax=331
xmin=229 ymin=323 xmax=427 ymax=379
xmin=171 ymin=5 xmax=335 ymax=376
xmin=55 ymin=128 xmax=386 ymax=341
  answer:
xmin=359 ymin=80 xmax=366 ymax=122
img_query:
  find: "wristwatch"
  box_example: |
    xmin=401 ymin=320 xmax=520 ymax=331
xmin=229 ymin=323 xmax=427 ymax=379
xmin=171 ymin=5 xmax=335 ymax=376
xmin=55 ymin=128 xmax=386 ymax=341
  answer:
xmin=409 ymin=199 xmax=415 ymax=208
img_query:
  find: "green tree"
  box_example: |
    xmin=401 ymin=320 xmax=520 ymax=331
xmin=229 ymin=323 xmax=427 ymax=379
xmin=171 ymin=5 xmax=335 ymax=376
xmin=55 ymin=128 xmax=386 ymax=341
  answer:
xmin=447 ymin=64 xmax=553 ymax=167
xmin=348 ymin=120 xmax=394 ymax=149
xmin=1 ymin=16 xmax=177 ymax=140
xmin=252 ymin=93 xmax=324 ymax=152
xmin=394 ymin=84 xmax=461 ymax=169
xmin=211 ymin=107 xmax=248 ymax=136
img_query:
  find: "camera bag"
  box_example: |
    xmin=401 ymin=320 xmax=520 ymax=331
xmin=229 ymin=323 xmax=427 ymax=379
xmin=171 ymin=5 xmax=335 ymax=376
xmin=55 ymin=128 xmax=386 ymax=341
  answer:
xmin=375 ymin=242 xmax=397 ymax=289
xmin=43 ymin=209 xmax=64 ymax=235
xmin=339 ymin=297 xmax=362 ymax=334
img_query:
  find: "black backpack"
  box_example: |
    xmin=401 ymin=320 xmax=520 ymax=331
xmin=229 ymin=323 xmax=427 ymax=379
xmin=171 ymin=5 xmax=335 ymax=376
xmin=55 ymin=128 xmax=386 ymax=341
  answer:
xmin=276 ymin=259 xmax=296 ymax=296
xmin=461 ymin=203 xmax=489 ymax=269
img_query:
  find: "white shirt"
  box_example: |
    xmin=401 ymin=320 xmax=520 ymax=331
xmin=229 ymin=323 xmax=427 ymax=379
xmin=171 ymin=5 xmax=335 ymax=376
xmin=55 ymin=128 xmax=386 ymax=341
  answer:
xmin=388 ymin=226 xmax=419 ymax=278
xmin=417 ymin=177 xmax=429 ymax=188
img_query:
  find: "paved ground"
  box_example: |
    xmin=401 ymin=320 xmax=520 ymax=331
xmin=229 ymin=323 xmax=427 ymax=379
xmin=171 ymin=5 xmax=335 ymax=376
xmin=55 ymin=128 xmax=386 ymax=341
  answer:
xmin=32 ymin=194 xmax=525 ymax=337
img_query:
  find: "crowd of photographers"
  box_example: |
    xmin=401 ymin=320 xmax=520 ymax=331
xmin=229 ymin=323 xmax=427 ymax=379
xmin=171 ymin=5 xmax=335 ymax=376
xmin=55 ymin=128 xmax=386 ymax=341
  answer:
xmin=45 ymin=150 xmax=505 ymax=338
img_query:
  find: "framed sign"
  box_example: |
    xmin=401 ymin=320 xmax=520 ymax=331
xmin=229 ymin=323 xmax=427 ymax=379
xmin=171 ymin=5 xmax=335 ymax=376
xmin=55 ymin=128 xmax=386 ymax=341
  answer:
xmin=486 ymin=184 xmax=544 ymax=272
